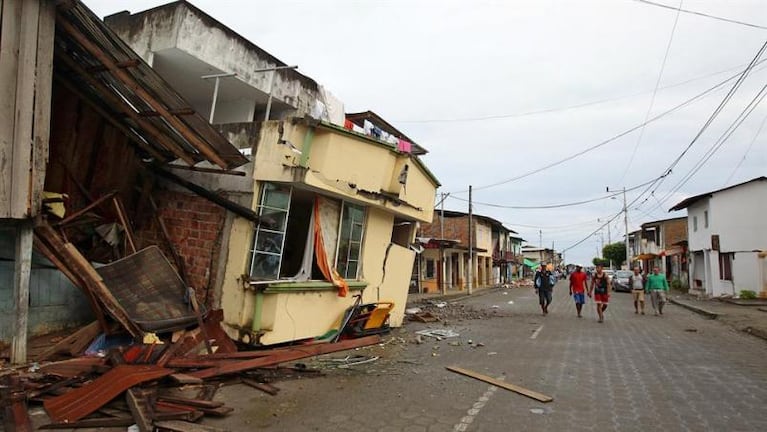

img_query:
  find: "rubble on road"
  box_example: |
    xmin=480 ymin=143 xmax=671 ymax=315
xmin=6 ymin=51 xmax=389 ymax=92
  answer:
xmin=406 ymin=299 xmax=509 ymax=322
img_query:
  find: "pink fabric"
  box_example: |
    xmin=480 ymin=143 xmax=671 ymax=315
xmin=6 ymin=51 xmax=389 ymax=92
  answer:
xmin=397 ymin=139 xmax=412 ymax=153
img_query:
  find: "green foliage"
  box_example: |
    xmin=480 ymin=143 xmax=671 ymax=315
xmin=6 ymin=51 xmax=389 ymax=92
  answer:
xmin=739 ymin=290 xmax=757 ymax=300
xmin=592 ymin=257 xmax=610 ymax=267
xmin=602 ymin=242 xmax=626 ymax=267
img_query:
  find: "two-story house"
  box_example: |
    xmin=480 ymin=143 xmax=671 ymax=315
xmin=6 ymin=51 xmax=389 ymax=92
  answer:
xmin=416 ymin=210 xmax=515 ymax=293
xmin=106 ymin=1 xmax=440 ymax=345
xmin=670 ymin=177 xmax=766 ymax=297
xmin=634 ymin=217 xmax=688 ymax=283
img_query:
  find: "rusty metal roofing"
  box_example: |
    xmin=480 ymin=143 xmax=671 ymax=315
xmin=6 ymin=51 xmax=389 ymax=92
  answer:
xmin=44 ymin=364 xmax=173 ymax=423
xmin=53 ymin=1 xmax=248 ymax=170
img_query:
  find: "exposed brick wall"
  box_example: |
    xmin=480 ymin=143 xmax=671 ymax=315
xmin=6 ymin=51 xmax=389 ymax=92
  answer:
xmin=135 ymin=189 xmax=227 ymax=306
xmin=664 ymin=218 xmax=688 ymax=246
xmin=420 ymin=214 xmax=470 ymax=245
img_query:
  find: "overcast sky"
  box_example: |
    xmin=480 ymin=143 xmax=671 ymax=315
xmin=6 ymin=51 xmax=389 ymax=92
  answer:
xmin=86 ymin=0 xmax=767 ymax=266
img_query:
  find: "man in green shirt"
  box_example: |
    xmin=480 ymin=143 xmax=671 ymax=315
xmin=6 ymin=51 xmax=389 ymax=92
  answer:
xmin=645 ymin=266 xmax=669 ymax=315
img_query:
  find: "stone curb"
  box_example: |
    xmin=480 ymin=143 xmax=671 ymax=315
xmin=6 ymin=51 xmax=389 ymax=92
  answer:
xmin=668 ymin=298 xmax=719 ymax=320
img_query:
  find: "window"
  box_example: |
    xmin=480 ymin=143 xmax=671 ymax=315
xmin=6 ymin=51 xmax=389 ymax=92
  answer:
xmin=336 ymin=202 xmax=365 ymax=279
xmin=249 ymin=184 xmax=314 ymax=281
xmin=249 ymin=183 xmax=291 ymax=280
xmin=425 ymin=259 xmax=435 ymax=279
xmin=704 ymin=210 xmax=709 ymax=228
xmin=693 ymin=216 xmax=698 ymax=232
xmin=718 ymin=253 xmax=733 ymax=281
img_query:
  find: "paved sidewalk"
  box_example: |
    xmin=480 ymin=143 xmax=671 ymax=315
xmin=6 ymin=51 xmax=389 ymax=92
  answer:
xmin=669 ymin=292 xmax=767 ymax=341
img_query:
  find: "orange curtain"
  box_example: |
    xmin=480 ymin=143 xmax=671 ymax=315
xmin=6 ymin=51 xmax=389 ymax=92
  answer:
xmin=314 ymin=198 xmax=349 ymax=297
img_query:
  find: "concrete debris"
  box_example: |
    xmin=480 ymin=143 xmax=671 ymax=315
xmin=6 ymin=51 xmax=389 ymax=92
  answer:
xmin=404 ymin=307 xmax=422 ymax=315
xmin=415 ymin=329 xmax=460 ymax=340
xmin=408 ymin=300 xmax=507 ymax=322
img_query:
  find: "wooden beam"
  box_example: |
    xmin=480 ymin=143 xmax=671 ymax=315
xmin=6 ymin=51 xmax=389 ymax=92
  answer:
xmin=112 ymin=196 xmax=137 ymax=254
xmin=54 ymin=191 xmax=116 ymax=227
xmin=165 ymin=164 xmax=246 ymax=177
xmin=0 ymin=0 xmax=22 ymax=218
xmin=9 ymin=0 xmax=40 ymax=218
xmin=137 ymin=108 xmax=196 ymax=117
xmin=56 ymin=16 xmax=228 ymax=169
xmin=151 ymin=165 xmax=260 ymax=223
xmin=35 ymin=321 xmax=101 ymax=362
xmin=11 ymin=221 xmax=33 ymax=364
xmin=31 ymin=0 xmax=56 ymax=218
xmin=126 ymin=389 xmax=153 ymax=432
xmin=87 ymin=58 xmax=139 ymax=73
xmin=445 ymin=366 xmax=553 ymax=403
xmin=154 ymin=420 xmax=226 ymax=432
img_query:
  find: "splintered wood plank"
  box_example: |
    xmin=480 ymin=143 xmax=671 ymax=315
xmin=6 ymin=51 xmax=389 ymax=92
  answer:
xmin=154 ymin=420 xmax=226 ymax=432
xmin=35 ymin=321 xmax=101 ymax=361
xmin=446 ymin=366 xmax=553 ymax=403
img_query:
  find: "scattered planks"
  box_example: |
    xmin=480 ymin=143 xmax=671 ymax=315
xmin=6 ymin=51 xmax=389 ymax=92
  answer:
xmin=445 ymin=366 xmax=553 ymax=403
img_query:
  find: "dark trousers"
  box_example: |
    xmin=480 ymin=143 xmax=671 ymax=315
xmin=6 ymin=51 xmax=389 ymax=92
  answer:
xmin=538 ymin=288 xmax=553 ymax=306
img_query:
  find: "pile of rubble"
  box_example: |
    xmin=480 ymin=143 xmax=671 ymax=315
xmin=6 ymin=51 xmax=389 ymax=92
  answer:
xmin=406 ymin=300 xmax=508 ymax=323
xmin=0 ymin=312 xmax=380 ymax=431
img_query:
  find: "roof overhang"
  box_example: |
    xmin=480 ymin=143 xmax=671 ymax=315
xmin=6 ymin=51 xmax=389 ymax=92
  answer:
xmin=54 ymin=1 xmax=249 ymax=170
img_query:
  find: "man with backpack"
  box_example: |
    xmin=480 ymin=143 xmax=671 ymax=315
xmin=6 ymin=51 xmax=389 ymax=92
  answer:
xmin=534 ymin=263 xmax=554 ymax=315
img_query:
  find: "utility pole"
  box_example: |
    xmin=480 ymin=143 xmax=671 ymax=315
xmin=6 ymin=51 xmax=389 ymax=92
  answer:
xmin=468 ymin=186 xmax=473 ymax=295
xmin=440 ymin=192 xmax=447 ymax=295
xmin=608 ymin=186 xmax=631 ymax=270
xmin=623 ymin=187 xmax=630 ymax=270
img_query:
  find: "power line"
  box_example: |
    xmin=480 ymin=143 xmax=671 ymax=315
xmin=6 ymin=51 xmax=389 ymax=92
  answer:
xmin=448 ymin=61 xmax=767 ymax=194
xmin=652 ymin=83 xmax=767 ymax=210
xmin=632 ymin=0 xmax=767 ymax=30
xmin=724 ymin=112 xmax=767 ymax=185
xmin=394 ymin=60 xmax=761 ymax=124
xmin=632 ymin=40 xmax=767 ymax=216
xmin=448 ymin=176 xmax=659 ymax=209
xmin=620 ymin=0 xmax=682 ymax=184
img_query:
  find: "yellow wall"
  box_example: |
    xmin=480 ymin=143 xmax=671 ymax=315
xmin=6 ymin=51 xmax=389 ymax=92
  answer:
xmin=253 ymin=121 xmax=437 ymax=223
xmin=219 ymin=172 xmax=427 ymax=345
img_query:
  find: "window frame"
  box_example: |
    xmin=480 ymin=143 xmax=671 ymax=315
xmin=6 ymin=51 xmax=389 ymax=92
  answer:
xmin=718 ymin=252 xmax=733 ymax=281
xmin=335 ymin=201 xmax=366 ymax=280
xmin=693 ymin=216 xmax=698 ymax=232
xmin=249 ymin=183 xmax=292 ymax=280
xmin=425 ymin=259 xmax=435 ymax=279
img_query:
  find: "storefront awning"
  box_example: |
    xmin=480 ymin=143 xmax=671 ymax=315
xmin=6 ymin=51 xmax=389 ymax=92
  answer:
xmin=635 ymin=253 xmax=658 ymax=260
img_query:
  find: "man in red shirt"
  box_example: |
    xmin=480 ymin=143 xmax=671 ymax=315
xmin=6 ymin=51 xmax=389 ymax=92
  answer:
xmin=569 ymin=265 xmax=588 ymax=318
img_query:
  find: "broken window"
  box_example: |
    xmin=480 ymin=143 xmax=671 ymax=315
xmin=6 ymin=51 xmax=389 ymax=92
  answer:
xmin=249 ymin=183 xmax=291 ymax=280
xmin=249 ymin=183 xmax=367 ymax=283
xmin=391 ymin=217 xmax=415 ymax=247
xmin=336 ymin=202 xmax=365 ymax=279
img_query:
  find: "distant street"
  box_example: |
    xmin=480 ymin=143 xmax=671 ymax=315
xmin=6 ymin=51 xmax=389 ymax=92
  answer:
xmin=207 ymin=282 xmax=767 ymax=432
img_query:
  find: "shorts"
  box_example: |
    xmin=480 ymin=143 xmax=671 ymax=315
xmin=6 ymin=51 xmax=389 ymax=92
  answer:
xmin=572 ymin=292 xmax=585 ymax=304
xmin=594 ymin=293 xmax=609 ymax=304
xmin=632 ymin=290 xmax=645 ymax=302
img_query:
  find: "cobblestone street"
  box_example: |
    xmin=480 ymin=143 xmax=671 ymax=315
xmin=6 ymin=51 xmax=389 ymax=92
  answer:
xmin=206 ymin=282 xmax=767 ymax=432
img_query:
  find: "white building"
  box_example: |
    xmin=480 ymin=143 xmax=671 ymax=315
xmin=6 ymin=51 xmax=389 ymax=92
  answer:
xmin=670 ymin=177 xmax=767 ymax=297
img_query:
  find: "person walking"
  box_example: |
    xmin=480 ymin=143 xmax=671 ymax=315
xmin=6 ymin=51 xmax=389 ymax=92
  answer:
xmin=569 ymin=265 xmax=588 ymax=318
xmin=588 ymin=264 xmax=611 ymax=323
xmin=629 ymin=267 xmax=647 ymax=315
xmin=645 ymin=266 xmax=669 ymax=315
xmin=534 ymin=263 xmax=554 ymax=315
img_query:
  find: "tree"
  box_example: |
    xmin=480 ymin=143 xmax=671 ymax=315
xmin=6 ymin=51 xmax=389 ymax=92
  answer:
xmin=592 ymin=257 xmax=610 ymax=267
xmin=602 ymin=242 xmax=626 ymax=268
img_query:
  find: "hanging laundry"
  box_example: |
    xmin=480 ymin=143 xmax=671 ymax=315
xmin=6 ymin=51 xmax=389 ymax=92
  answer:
xmin=380 ymin=130 xmax=391 ymax=142
xmin=344 ymin=119 xmax=354 ymax=130
xmin=386 ymin=135 xmax=399 ymax=145
xmin=352 ymin=124 xmax=365 ymax=134
xmin=363 ymin=120 xmax=374 ymax=135
xmin=397 ymin=139 xmax=412 ymax=153
xmin=371 ymin=126 xmax=383 ymax=139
